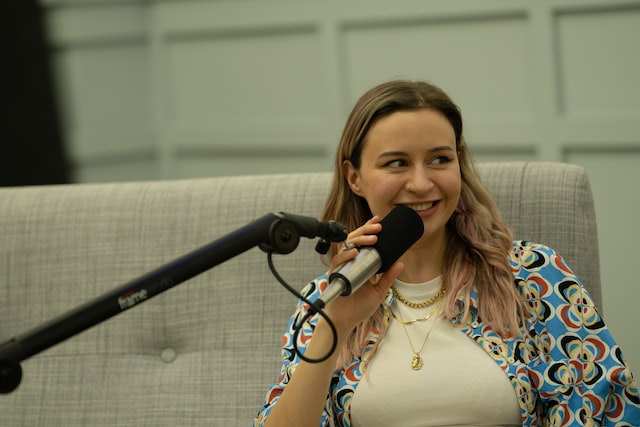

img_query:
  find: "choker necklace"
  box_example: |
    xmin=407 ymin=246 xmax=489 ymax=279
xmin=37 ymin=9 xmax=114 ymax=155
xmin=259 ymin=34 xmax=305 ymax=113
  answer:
xmin=391 ymin=284 xmax=447 ymax=309
xmin=393 ymin=299 xmax=443 ymax=371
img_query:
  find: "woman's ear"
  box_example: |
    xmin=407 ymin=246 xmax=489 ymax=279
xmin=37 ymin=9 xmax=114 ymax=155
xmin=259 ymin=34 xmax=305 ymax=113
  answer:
xmin=343 ymin=160 xmax=364 ymax=196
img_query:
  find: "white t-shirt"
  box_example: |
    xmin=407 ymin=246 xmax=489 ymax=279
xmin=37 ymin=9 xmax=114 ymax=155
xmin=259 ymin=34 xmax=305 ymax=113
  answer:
xmin=350 ymin=276 xmax=522 ymax=427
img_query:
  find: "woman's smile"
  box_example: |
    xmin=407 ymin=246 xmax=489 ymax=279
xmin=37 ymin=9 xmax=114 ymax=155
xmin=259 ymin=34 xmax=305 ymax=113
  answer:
xmin=401 ymin=200 xmax=440 ymax=218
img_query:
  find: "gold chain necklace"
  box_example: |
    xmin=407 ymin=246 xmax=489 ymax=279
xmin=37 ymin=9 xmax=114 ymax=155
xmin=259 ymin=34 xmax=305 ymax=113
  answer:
xmin=391 ymin=285 xmax=446 ymax=309
xmin=390 ymin=304 xmax=440 ymax=325
xmin=393 ymin=299 xmax=443 ymax=371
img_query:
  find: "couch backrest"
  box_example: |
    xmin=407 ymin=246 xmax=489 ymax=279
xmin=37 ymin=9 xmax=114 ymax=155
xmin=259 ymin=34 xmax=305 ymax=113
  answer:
xmin=0 ymin=161 xmax=600 ymax=426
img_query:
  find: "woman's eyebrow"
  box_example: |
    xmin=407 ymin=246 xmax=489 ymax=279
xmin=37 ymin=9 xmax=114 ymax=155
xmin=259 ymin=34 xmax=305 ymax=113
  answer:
xmin=377 ymin=150 xmax=407 ymax=159
xmin=378 ymin=146 xmax=455 ymax=158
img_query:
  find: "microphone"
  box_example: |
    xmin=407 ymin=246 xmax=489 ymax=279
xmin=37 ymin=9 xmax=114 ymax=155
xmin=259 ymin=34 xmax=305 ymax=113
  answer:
xmin=310 ymin=205 xmax=424 ymax=312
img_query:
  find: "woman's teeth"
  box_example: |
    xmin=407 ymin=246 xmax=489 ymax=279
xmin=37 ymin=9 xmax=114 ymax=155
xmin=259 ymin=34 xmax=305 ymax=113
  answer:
xmin=408 ymin=202 xmax=434 ymax=211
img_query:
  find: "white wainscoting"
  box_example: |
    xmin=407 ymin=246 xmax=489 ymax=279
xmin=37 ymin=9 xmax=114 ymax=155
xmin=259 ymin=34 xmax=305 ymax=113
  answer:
xmin=41 ymin=0 xmax=640 ymax=383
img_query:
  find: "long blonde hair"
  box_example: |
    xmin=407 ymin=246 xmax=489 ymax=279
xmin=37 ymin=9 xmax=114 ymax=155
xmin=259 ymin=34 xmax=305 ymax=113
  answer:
xmin=321 ymin=80 xmax=527 ymax=366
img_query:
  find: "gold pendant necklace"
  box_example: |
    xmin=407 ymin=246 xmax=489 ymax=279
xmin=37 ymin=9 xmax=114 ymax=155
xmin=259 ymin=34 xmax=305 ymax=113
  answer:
xmin=393 ymin=299 xmax=443 ymax=371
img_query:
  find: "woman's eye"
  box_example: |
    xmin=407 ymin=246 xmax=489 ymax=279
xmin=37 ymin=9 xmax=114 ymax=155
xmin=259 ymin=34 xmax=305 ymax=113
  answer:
xmin=432 ymin=156 xmax=451 ymax=165
xmin=385 ymin=159 xmax=406 ymax=168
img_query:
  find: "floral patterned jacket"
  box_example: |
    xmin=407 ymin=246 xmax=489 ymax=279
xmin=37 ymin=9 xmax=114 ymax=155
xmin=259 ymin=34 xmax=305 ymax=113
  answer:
xmin=255 ymin=241 xmax=640 ymax=426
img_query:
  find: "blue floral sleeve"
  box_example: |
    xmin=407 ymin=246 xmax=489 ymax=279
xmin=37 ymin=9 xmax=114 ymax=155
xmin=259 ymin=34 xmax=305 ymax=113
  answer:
xmin=513 ymin=241 xmax=640 ymax=426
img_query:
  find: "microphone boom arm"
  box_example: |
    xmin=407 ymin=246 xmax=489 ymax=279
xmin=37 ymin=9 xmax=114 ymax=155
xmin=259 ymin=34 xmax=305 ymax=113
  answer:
xmin=0 ymin=212 xmax=346 ymax=394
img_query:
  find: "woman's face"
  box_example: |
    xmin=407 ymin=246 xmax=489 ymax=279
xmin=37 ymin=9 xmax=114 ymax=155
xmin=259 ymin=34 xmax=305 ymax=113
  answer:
xmin=344 ymin=108 xmax=461 ymax=243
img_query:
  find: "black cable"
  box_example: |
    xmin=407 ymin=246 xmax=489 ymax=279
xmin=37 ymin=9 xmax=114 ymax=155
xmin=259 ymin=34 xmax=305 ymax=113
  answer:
xmin=266 ymin=251 xmax=338 ymax=363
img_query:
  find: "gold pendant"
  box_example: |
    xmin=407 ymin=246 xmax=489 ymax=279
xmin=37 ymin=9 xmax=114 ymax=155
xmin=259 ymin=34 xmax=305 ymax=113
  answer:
xmin=411 ymin=354 xmax=423 ymax=370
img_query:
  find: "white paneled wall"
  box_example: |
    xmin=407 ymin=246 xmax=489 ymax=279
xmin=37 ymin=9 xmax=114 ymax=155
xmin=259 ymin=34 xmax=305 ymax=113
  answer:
xmin=41 ymin=0 xmax=640 ymax=377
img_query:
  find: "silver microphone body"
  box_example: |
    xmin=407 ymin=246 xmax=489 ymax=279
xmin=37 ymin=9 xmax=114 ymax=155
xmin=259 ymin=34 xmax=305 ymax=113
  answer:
xmin=314 ymin=248 xmax=382 ymax=309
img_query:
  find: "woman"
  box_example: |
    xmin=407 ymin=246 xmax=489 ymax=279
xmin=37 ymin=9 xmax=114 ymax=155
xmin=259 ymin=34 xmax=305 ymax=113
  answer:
xmin=254 ymin=80 xmax=640 ymax=426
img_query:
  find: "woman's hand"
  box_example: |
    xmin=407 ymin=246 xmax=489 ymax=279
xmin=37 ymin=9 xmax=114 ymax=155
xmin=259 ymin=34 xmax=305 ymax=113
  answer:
xmin=323 ymin=216 xmax=404 ymax=334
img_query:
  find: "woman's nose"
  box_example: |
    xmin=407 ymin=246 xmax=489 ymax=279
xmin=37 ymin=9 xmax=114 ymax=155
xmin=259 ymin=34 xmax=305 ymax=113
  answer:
xmin=405 ymin=167 xmax=434 ymax=193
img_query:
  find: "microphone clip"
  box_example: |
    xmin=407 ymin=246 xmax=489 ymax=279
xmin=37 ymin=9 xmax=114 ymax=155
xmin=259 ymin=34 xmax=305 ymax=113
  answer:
xmin=258 ymin=212 xmax=347 ymax=255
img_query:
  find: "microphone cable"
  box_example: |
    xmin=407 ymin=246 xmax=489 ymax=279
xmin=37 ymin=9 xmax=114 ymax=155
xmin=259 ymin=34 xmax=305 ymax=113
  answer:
xmin=266 ymin=251 xmax=338 ymax=364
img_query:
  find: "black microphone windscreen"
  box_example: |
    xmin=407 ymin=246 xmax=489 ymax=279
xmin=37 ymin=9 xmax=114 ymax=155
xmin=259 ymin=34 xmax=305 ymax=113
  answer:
xmin=375 ymin=206 xmax=424 ymax=272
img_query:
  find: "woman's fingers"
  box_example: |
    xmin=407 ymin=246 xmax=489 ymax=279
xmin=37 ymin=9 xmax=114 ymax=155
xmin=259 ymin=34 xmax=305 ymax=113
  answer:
xmin=343 ymin=216 xmax=381 ymax=249
xmin=330 ymin=215 xmax=387 ymax=276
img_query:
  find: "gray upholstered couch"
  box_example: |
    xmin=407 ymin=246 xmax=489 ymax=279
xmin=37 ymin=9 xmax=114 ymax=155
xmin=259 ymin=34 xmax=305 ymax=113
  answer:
xmin=0 ymin=162 xmax=601 ymax=426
